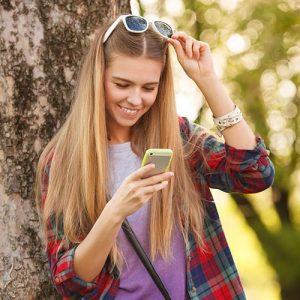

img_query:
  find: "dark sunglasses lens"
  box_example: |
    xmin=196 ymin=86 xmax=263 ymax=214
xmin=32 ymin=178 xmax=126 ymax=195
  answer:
xmin=125 ymin=16 xmax=147 ymax=31
xmin=154 ymin=21 xmax=173 ymax=37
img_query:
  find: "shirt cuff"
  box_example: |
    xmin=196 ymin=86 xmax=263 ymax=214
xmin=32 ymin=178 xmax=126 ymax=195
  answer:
xmin=53 ymin=246 xmax=96 ymax=288
xmin=224 ymin=136 xmax=270 ymax=171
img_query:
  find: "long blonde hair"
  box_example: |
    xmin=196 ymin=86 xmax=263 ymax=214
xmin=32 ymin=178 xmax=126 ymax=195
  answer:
xmin=36 ymin=17 xmax=206 ymax=271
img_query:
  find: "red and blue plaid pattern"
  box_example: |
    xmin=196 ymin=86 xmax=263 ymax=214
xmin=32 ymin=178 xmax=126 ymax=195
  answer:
xmin=41 ymin=116 xmax=274 ymax=299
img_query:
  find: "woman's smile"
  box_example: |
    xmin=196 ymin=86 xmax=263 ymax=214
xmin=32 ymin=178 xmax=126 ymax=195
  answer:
xmin=118 ymin=104 xmax=140 ymax=118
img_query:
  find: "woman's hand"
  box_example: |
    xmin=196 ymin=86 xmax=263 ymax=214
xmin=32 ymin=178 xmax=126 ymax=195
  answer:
xmin=168 ymin=32 xmax=217 ymax=82
xmin=107 ymin=164 xmax=174 ymax=220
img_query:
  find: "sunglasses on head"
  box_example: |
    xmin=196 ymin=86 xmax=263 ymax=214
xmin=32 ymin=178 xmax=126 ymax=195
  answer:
xmin=103 ymin=15 xmax=174 ymax=43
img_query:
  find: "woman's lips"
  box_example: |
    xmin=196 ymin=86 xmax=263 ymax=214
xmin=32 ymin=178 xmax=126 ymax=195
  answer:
xmin=118 ymin=105 xmax=140 ymax=118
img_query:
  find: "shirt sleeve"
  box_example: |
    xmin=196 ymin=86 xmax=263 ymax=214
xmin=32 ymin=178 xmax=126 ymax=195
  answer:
xmin=46 ymin=217 xmax=98 ymax=297
xmin=181 ymin=117 xmax=275 ymax=194
xmin=41 ymin=160 xmax=100 ymax=298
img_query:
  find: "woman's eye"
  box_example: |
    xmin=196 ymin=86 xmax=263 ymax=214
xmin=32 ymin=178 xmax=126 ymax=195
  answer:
xmin=115 ymin=83 xmax=129 ymax=88
xmin=143 ymin=87 xmax=155 ymax=92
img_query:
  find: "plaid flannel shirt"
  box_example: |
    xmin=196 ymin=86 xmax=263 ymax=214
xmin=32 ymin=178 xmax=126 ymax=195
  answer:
xmin=42 ymin=116 xmax=275 ymax=299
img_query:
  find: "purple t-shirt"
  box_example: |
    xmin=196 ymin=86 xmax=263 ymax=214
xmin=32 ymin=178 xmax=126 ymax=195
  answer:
xmin=108 ymin=142 xmax=187 ymax=300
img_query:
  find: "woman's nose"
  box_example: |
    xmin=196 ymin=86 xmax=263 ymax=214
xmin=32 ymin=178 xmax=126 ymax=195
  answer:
xmin=127 ymin=89 xmax=142 ymax=105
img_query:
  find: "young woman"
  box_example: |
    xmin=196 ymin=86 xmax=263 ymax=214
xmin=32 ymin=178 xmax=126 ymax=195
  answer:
xmin=36 ymin=15 xmax=275 ymax=300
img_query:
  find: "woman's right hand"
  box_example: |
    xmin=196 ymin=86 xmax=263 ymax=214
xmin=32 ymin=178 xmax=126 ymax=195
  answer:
xmin=108 ymin=164 xmax=174 ymax=220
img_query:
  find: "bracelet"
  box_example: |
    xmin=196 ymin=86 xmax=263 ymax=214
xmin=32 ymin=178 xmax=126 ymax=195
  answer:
xmin=213 ymin=105 xmax=243 ymax=136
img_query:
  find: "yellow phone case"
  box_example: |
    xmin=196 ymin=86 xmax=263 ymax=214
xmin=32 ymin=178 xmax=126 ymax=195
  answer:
xmin=141 ymin=148 xmax=173 ymax=176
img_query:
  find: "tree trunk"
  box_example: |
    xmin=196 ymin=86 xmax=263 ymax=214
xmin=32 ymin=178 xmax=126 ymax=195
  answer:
xmin=232 ymin=190 xmax=300 ymax=300
xmin=281 ymin=286 xmax=300 ymax=300
xmin=0 ymin=1 xmax=130 ymax=298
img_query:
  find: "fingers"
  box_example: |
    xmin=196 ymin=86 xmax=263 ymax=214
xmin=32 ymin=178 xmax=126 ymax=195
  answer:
xmin=125 ymin=166 xmax=173 ymax=199
xmin=128 ymin=163 xmax=155 ymax=181
xmin=192 ymin=42 xmax=201 ymax=61
xmin=139 ymin=170 xmax=174 ymax=187
xmin=198 ymin=41 xmax=210 ymax=55
xmin=127 ymin=180 xmax=169 ymax=210
xmin=168 ymin=37 xmax=185 ymax=59
xmin=169 ymin=32 xmax=208 ymax=60
xmin=141 ymin=180 xmax=169 ymax=195
xmin=169 ymin=32 xmax=193 ymax=58
xmin=185 ymin=37 xmax=193 ymax=58
xmin=129 ymin=163 xmax=174 ymax=183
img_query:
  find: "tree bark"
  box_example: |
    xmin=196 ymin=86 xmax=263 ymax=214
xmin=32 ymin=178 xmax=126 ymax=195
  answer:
xmin=0 ymin=1 xmax=130 ymax=298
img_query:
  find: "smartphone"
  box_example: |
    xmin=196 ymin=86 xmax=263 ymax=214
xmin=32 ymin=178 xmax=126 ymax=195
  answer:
xmin=141 ymin=148 xmax=173 ymax=177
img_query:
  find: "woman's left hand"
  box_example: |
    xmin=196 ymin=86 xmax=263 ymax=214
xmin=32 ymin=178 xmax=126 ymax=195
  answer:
xmin=168 ymin=32 xmax=216 ymax=82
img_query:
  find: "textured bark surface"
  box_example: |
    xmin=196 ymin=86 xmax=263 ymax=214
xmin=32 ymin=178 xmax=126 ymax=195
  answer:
xmin=0 ymin=1 xmax=130 ymax=298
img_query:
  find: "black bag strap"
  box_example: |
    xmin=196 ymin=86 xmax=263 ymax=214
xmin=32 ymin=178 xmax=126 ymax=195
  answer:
xmin=121 ymin=218 xmax=171 ymax=300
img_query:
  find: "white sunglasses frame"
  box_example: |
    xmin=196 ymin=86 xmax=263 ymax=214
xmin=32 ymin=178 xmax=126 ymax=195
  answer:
xmin=102 ymin=14 xmax=174 ymax=43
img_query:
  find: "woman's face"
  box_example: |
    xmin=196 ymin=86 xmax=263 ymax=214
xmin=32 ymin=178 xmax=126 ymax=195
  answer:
xmin=104 ymin=54 xmax=163 ymax=139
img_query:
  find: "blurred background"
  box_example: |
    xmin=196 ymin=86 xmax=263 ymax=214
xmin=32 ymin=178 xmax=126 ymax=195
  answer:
xmin=132 ymin=0 xmax=300 ymax=299
xmin=0 ymin=0 xmax=299 ymax=298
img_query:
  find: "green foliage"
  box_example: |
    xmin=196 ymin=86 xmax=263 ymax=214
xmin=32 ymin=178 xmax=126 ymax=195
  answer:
xmin=194 ymin=1 xmax=300 ymax=298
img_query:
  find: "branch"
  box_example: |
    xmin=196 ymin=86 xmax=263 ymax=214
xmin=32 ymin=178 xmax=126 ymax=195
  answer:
xmin=272 ymin=186 xmax=292 ymax=224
